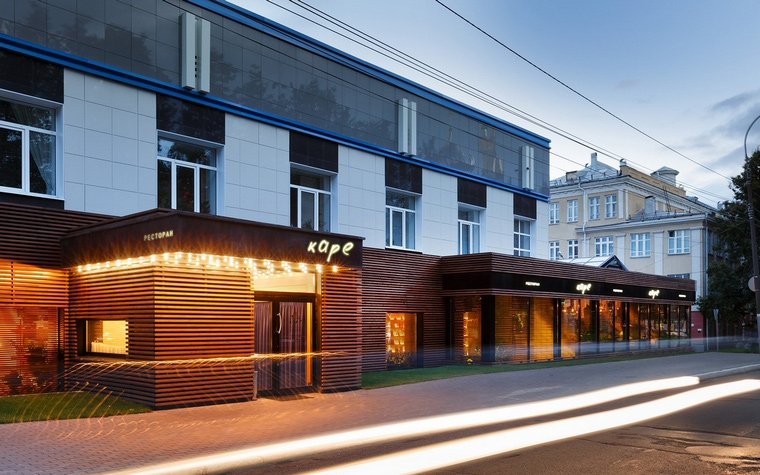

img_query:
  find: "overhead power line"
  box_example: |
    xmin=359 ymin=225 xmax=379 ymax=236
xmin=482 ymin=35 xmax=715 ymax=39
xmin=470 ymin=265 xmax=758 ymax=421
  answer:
xmin=252 ymin=0 xmax=731 ymax=203
xmin=434 ymin=0 xmax=732 ymax=183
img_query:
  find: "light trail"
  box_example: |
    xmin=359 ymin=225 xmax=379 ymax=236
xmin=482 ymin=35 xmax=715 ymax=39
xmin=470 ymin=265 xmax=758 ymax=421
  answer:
xmin=106 ymin=376 xmax=699 ymax=475
xmin=308 ymin=379 xmax=760 ymax=475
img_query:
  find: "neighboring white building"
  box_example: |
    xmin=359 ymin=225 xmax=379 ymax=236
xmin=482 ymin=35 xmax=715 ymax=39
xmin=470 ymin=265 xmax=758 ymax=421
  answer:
xmin=549 ymin=153 xmax=718 ymax=308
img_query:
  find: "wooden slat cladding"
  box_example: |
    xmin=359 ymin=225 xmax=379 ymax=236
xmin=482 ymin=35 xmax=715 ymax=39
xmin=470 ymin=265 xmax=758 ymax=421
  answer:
xmin=153 ymin=264 xmax=253 ymax=360
xmin=0 ymin=202 xmax=108 ymax=307
xmin=67 ymin=262 xmax=255 ymax=408
xmin=0 ymin=202 xmax=107 ymax=268
xmin=362 ymin=249 xmax=445 ymax=372
xmin=0 ymin=307 xmax=60 ymax=396
xmin=440 ymin=253 xmax=695 ymax=291
xmin=320 ymin=268 xmax=362 ymax=391
xmin=66 ymin=359 xmax=255 ymax=409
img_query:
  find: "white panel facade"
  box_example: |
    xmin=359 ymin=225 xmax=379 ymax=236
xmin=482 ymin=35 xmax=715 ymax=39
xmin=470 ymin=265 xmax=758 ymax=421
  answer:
xmin=420 ymin=169 xmax=458 ymax=256
xmin=63 ymin=70 xmax=155 ymax=216
xmin=224 ymin=115 xmax=289 ymax=226
xmin=485 ymin=187 xmax=514 ymax=254
xmin=533 ymin=200 xmax=549 ymax=259
xmin=337 ymin=146 xmax=385 ymax=248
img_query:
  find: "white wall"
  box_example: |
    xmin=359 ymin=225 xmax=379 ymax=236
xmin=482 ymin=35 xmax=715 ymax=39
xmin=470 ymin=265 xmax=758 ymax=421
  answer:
xmin=420 ymin=170 xmax=458 ymax=256
xmin=533 ymin=200 xmax=549 ymax=259
xmin=336 ymin=146 xmax=385 ymax=248
xmin=224 ymin=115 xmax=289 ymax=225
xmin=485 ymin=187 xmax=514 ymax=254
xmin=63 ymin=70 xmax=156 ymax=215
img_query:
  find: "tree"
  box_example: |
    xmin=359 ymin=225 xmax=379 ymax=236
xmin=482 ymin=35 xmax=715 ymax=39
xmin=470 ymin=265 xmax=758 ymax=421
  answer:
xmin=705 ymin=149 xmax=760 ymax=326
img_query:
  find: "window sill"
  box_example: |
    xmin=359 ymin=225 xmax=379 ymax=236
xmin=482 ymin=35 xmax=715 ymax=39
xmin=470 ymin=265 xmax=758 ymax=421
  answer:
xmin=0 ymin=191 xmax=64 ymax=209
xmin=385 ymin=246 xmax=422 ymax=254
xmin=629 ymin=255 xmax=652 ymax=259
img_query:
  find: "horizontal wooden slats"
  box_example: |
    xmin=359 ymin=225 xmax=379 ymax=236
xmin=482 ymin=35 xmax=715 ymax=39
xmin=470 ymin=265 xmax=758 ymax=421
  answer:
xmin=362 ymin=249 xmax=445 ymax=372
xmin=66 ymin=360 xmax=255 ymax=409
xmin=0 ymin=202 xmax=108 ymax=307
xmin=0 ymin=307 xmax=60 ymax=396
xmin=320 ymin=268 xmax=362 ymax=391
xmin=440 ymin=253 xmax=695 ymax=291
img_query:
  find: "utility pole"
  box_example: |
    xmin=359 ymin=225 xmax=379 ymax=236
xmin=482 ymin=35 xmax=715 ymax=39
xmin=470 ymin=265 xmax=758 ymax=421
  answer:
xmin=744 ymin=115 xmax=760 ymax=352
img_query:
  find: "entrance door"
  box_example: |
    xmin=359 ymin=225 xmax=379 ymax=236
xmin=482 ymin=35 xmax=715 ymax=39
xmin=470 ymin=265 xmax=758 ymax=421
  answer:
xmin=254 ymin=298 xmax=314 ymax=393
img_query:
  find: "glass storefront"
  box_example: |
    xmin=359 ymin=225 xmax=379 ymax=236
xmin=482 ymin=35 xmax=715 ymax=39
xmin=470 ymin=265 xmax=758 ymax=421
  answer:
xmin=453 ymin=296 xmax=691 ymax=364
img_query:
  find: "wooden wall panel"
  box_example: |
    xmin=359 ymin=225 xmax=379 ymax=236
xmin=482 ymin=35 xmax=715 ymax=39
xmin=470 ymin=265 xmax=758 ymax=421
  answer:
xmin=0 ymin=307 xmax=60 ymax=396
xmin=320 ymin=268 xmax=362 ymax=391
xmin=362 ymin=249 xmax=445 ymax=372
xmin=0 ymin=202 xmax=107 ymax=307
xmin=440 ymin=253 xmax=695 ymax=293
xmin=66 ymin=262 xmax=256 ymax=408
xmin=153 ymin=264 xmax=254 ymax=360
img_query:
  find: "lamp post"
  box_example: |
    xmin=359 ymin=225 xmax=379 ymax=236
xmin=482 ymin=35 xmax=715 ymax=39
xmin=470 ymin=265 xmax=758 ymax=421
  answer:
xmin=743 ymin=114 xmax=760 ymax=352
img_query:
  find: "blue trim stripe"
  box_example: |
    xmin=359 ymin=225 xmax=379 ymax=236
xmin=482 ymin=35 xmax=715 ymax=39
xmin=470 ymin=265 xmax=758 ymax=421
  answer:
xmin=0 ymin=35 xmax=549 ymax=202
xmin=192 ymin=0 xmax=551 ymax=149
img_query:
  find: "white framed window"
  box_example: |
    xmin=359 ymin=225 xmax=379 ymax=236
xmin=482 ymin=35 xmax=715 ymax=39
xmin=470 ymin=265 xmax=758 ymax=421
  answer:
xmin=589 ymin=196 xmax=600 ymax=220
xmin=668 ymin=230 xmax=690 ymax=254
xmin=605 ymin=194 xmax=617 ymax=218
xmin=567 ymin=199 xmax=578 ymax=223
xmin=514 ymin=219 xmax=531 ymax=257
xmin=549 ymin=241 xmax=560 ymax=260
xmin=568 ymin=239 xmax=579 ymax=259
xmin=458 ymin=208 xmax=481 ymax=255
xmin=549 ymin=202 xmax=559 ymax=225
xmin=157 ymin=136 xmax=218 ymax=214
xmin=291 ymin=168 xmax=332 ymax=232
xmin=595 ymin=236 xmax=613 ymax=257
xmin=386 ymin=190 xmax=417 ymax=250
xmin=0 ymin=97 xmax=58 ymax=197
xmin=630 ymin=233 xmax=651 ymax=257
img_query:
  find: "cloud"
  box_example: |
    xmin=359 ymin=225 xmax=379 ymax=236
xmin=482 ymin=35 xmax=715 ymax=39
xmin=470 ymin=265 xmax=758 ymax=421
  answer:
xmin=615 ymin=79 xmax=640 ymax=90
xmin=711 ymin=89 xmax=760 ymax=113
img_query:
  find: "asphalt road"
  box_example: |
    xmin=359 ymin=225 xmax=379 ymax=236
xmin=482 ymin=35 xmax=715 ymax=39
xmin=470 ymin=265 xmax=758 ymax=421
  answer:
xmin=231 ymin=370 xmax=760 ymax=475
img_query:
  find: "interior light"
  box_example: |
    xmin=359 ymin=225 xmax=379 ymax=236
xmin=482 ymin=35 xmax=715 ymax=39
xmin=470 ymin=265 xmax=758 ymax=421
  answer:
xmin=77 ymin=265 xmax=82 ymax=272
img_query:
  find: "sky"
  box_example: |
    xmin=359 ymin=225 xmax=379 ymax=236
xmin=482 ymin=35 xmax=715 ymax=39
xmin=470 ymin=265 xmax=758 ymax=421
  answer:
xmin=228 ymin=0 xmax=760 ymax=208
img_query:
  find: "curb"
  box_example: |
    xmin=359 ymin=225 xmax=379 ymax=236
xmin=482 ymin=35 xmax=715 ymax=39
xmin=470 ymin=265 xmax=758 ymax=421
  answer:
xmin=696 ymin=363 xmax=760 ymax=381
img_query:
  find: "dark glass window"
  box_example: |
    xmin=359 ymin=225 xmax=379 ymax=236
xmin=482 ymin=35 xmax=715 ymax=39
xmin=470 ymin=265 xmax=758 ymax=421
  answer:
xmin=514 ymin=194 xmax=537 ymax=219
xmin=157 ymin=95 xmax=225 ymax=144
xmin=457 ymin=178 xmax=486 ymax=208
xmin=290 ymin=131 xmax=338 ymax=172
xmin=0 ymin=50 xmax=63 ymax=103
xmin=386 ymin=159 xmax=422 ymax=193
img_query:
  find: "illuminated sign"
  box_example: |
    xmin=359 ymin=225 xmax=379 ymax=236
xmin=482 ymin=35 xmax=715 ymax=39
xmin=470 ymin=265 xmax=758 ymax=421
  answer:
xmin=576 ymin=283 xmax=591 ymax=294
xmin=144 ymin=230 xmax=174 ymax=241
xmin=307 ymin=239 xmax=354 ymax=263
xmin=613 ymin=289 xmax=623 ymax=294
xmin=679 ymin=294 xmax=687 ymax=298
xmin=525 ymin=281 xmax=541 ymax=287
xmin=649 ymin=289 xmax=660 ymax=299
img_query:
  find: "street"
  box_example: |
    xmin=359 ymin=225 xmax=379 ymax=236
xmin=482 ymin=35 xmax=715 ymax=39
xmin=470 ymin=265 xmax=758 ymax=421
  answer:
xmin=231 ymin=370 xmax=760 ymax=475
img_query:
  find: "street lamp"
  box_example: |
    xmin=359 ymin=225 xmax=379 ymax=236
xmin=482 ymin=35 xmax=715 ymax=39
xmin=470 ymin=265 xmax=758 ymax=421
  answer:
xmin=743 ymin=114 xmax=760 ymax=352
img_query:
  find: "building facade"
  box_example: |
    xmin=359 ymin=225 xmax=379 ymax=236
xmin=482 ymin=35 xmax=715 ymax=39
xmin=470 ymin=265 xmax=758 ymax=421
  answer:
xmin=0 ymin=0 xmax=694 ymax=407
xmin=549 ymin=153 xmax=717 ymax=336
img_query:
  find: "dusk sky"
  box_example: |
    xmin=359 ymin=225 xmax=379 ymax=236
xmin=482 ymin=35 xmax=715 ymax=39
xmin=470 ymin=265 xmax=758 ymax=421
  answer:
xmin=229 ymin=0 xmax=760 ymax=207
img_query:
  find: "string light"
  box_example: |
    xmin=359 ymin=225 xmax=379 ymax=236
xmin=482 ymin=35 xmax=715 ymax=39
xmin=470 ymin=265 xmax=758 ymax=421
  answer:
xmin=72 ymin=251 xmax=338 ymax=278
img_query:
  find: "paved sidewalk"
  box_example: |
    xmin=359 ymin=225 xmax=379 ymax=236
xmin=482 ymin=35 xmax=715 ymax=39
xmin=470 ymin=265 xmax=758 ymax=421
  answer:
xmin=1 ymin=352 xmax=759 ymax=474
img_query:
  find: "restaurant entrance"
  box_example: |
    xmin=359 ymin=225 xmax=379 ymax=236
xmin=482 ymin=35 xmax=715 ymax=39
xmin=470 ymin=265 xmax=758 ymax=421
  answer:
xmin=254 ymin=295 xmax=316 ymax=393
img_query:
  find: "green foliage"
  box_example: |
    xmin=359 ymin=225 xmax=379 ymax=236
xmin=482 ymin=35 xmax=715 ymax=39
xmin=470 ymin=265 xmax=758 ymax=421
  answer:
xmin=0 ymin=392 xmax=151 ymax=424
xmin=706 ymin=149 xmax=760 ymax=322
